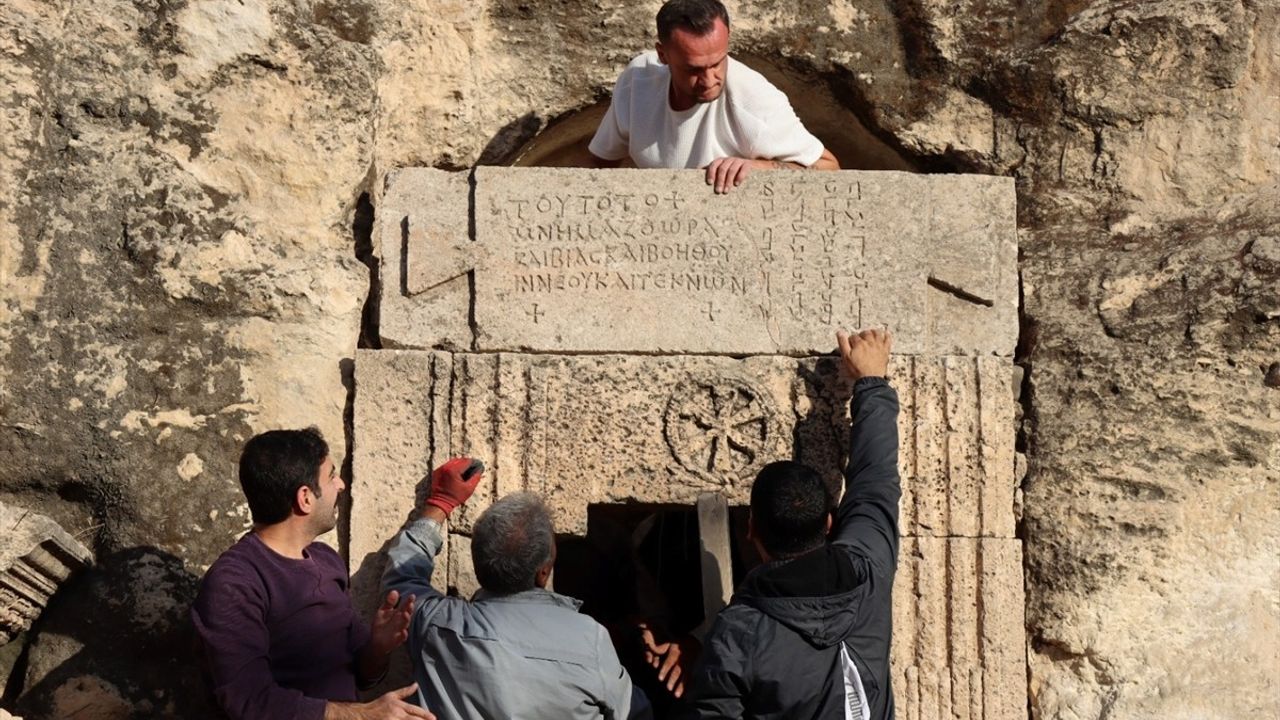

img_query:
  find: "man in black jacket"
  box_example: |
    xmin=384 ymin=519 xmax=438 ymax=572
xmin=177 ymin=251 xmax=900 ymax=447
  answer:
xmin=677 ymin=327 xmax=899 ymax=719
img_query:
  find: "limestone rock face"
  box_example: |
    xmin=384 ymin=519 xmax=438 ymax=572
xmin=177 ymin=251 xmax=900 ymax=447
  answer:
xmin=1 ymin=0 xmax=1277 ymax=717
xmin=1 ymin=0 xmax=371 ymax=713
xmin=1 ymin=0 xmax=371 ymax=564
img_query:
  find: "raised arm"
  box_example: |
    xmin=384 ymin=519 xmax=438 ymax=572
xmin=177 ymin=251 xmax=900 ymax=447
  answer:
xmin=831 ymin=329 xmax=901 ymax=571
xmin=381 ymin=458 xmax=482 ymax=605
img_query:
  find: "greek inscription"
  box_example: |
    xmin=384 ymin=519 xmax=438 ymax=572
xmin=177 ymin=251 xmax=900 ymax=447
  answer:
xmin=788 ymin=292 xmax=806 ymax=321
xmin=512 ymin=220 xmax=724 ymax=242
xmin=516 ymin=271 xmax=748 ymax=296
xmin=495 ymin=179 xmax=884 ymax=333
xmin=505 ymin=191 xmax=686 ymax=221
xmin=821 ymin=180 xmax=861 ymax=199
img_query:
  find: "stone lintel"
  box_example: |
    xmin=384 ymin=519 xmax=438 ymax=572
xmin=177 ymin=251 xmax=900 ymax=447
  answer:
xmin=382 ymin=168 xmax=1018 ymax=356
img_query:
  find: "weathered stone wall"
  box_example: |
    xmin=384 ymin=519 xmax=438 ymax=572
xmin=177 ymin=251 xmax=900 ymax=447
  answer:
xmin=1 ymin=0 xmax=1276 ymax=717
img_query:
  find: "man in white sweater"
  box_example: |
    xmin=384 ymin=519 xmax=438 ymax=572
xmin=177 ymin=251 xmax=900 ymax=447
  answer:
xmin=589 ymin=0 xmax=839 ymax=193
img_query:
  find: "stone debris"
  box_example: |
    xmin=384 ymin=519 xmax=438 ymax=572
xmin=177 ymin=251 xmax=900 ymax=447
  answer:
xmin=0 ymin=503 xmax=93 ymax=646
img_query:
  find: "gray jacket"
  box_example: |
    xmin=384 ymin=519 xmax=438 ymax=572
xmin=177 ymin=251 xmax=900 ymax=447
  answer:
xmin=382 ymin=518 xmax=637 ymax=720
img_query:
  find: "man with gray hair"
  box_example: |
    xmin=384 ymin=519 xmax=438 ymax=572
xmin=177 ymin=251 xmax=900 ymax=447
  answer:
xmin=382 ymin=458 xmax=645 ymax=719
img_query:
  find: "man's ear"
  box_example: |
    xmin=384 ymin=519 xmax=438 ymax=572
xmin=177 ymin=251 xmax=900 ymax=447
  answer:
xmin=655 ymin=41 xmax=668 ymax=65
xmin=535 ymin=561 xmax=554 ymax=589
xmin=295 ymin=484 xmax=314 ymax=516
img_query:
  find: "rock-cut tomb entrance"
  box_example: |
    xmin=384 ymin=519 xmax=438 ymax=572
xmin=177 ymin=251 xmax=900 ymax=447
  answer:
xmin=352 ymin=165 xmax=1025 ymax=720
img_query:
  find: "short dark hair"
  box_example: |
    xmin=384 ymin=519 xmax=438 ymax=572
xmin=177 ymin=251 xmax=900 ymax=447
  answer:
xmin=750 ymin=460 xmax=833 ymax=557
xmin=472 ymin=492 xmax=555 ymax=595
xmin=656 ymin=0 xmax=730 ymax=43
xmin=238 ymin=428 xmax=328 ymax=525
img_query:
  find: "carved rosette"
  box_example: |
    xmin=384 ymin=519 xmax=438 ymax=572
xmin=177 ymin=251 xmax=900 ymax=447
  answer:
xmin=663 ymin=376 xmax=781 ymax=486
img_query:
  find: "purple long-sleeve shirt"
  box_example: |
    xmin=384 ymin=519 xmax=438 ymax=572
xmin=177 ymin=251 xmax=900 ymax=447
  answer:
xmin=192 ymin=533 xmax=371 ymax=720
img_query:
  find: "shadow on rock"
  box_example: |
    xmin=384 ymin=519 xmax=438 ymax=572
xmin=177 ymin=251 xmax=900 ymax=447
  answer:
xmin=14 ymin=547 xmax=216 ymax=719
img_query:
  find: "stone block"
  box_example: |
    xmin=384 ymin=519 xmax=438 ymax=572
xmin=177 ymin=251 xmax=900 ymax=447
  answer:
xmin=352 ymin=349 xmax=1016 ymax=540
xmin=349 ymin=349 xmax=456 ymax=618
xmin=0 ymin=503 xmax=93 ymax=645
xmin=377 ymin=168 xmax=473 ymax=350
xmin=892 ymin=537 xmax=1026 ymax=720
xmin=383 ymin=168 xmax=1018 ymax=356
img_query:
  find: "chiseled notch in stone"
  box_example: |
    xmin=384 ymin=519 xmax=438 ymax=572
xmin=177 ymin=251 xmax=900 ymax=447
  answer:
xmin=387 ymin=167 xmax=1018 ymax=356
xmin=0 ymin=503 xmax=93 ymax=646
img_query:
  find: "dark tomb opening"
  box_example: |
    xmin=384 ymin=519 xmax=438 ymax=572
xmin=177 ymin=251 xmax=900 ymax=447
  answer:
xmin=554 ymin=503 xmax=763 ymax=716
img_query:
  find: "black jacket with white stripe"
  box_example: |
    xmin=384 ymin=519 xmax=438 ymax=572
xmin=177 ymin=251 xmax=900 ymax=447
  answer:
xmin=678 ymin=378 xmax=901 ymax=720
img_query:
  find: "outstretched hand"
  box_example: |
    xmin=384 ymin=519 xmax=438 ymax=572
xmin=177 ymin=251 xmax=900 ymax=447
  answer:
xmin=836 ymin=328 xmax=892 ymax=381
xmin=639 ymin=623 xmax=700 ymax=698
xmin=368 ymin=589 xmax=416 ymax=657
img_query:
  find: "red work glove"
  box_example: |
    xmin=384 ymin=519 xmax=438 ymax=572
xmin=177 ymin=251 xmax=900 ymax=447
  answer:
xmin=425 ymin=457 xmax=483 ymax=516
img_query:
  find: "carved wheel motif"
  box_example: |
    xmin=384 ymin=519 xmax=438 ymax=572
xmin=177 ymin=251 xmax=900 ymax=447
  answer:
xmin=664 ymin=377 xmax=778 ymax=482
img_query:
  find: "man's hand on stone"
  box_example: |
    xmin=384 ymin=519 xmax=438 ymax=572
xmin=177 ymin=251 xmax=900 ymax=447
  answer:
xmin=369 ymin=589 xmax=416 ymax=657
xmin=424 ymin=457 xmax=483 ymax=517
xmin=836 ymin=327 xmax=892 ymax=381
xmin=704 ymin=157 xmax=786 ymax=194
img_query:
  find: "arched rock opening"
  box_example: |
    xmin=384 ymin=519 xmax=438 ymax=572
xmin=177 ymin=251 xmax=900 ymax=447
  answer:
xmin=508 ymin=55 xmax=917 ymax=172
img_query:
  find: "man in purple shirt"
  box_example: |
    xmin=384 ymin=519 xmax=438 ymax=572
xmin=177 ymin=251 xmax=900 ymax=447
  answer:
xmin=192 ymin=428 xmax=434 ymax=720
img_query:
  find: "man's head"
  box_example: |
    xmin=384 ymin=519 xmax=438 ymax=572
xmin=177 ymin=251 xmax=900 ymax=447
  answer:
xmin=238 ymin=428 xmax=343 ymax=533
xmin=748 ymin=460 xmax=834 ymax=560
xmin=472 ymin=492 xmax=556 ymax=595
xmin=655 ymin=0 xmax=731 ymax=108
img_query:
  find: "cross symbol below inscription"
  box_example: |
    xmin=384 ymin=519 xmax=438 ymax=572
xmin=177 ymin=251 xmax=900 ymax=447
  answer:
xmin=527 ymin=303 xmax=544 ymax=324
xmin=703 ymin=301 xmax=717 ymax=322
